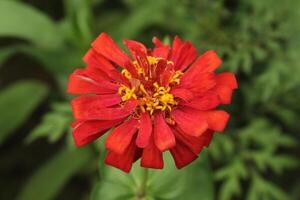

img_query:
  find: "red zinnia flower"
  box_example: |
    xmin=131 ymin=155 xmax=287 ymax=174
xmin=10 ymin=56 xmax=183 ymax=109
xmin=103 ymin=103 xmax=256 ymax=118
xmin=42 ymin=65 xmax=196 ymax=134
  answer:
xmin=68 ymin=33 xmax=237 ymax=173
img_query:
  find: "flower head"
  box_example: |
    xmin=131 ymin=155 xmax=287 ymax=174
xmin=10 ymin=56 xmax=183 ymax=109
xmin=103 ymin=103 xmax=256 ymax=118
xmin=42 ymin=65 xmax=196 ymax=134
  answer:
xmin=68 ymin=33 xmax=238 ymax=172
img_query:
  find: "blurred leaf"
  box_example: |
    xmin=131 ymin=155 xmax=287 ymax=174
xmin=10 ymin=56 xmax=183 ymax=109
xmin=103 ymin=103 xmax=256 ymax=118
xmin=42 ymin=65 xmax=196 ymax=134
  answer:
xmin=63 ymin=0 xmax=93 ymax=47
xmin=0 ymin=0 xmax=63 ymax=49
xmin=26 ymin=102 xmax=72 ymax=143
xmin=17 ymin=147 xmax=94 ymax=200
xmin=0 ymin=81 xmax=48 ymax=144
xmin=247 ymin=173 xmax=289 ymax=200
xmin=92 ymin=153 xmax=214 ymax=200
xmin=0 ymin=47 xmax=18 ymax=67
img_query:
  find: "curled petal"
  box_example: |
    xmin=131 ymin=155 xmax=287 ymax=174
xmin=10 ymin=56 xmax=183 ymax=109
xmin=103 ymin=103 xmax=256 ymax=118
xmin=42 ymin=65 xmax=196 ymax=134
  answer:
xmin=105 ymin=138 xmax=137 ymax=173
xmin=106 ymin=118 xmax=138 ymax=154
xmin=141 ymin=135 xmax=164 ymax=169
xmin=153 ymin=112 xmax=176 ymax=151
xmin=136 ymin=112 xmax=152 ymax=148
xmin=170 ymin=140 xmax=197 ymax=169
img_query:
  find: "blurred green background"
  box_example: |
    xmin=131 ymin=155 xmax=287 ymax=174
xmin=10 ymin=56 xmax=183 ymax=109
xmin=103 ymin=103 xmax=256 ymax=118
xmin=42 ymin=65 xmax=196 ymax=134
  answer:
xmin=0 ymin=0 xmax=299 ymax=199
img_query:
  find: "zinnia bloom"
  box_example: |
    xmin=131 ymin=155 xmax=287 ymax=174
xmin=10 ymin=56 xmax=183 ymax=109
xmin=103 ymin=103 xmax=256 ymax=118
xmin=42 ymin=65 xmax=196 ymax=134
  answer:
xmin=68 ymin=33 xmax=237 ymax=172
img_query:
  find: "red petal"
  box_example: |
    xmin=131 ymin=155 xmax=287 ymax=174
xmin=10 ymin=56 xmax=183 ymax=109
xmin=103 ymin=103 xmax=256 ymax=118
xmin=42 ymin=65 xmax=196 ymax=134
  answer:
xmin=171 ymin=88 xmax=194 ymax=102
xmin=83 ymin=49 xmax=125 ymax=82
xmin=73 ymin=99 xmax=138 ymax=120
xmin=171 ymin=40 xmax=197 ymax=71
xmin=141 ymin=135 xmax=164 ymax=169
xmin=184 ymin=50 xmax=222 ymax=75
xmin=214 ymin=85 xmax=233 ymax=104
xmin=105 ymin=139 xmax=137 ymax=173
xmin=216 ymin=72 xmax=238 ymax=89
xmin=178 ymin=72 xmax=216 ymax=94
xmin=123 ymin=39 xmax=147 ymax=58
xmin=83 ymin=48 xmax=116 ymax=71
xmin=92 ymin=33 xmax=130 ymax=67
xmin=67 ymin=69 xmax=118 ymax=95
xmin=173 ymin=128 xmax=203 ymax=154
xmin=152 ymin=46 xmax=170 ymax=59
xmin=172 ymin=108 xmax=208 ymax=137
xmin=136 ymin=112 xmax=152 ymax=148
xmin=105 ymin=118 xmax=138 ymax=154
xmin=172 ymin=36 xmax=183 ymax=53
xmin=181 ymin=92 xmax=220 ymax=110
xmin=153 ymin=112 xmax=176 ymax=151
xmin=72 ymin=119 xmax=122 ymax=147
xmin=203 ymin=110 xmax=230 ymax=131
xmin=170 ymin=140 xmax=197 ymax=169
xmin=152 ymin=37 xmax=164 ymax=47
xmin=202 ymin=130 xmax=214 ymax=147
xmin=71 ymin=94 xmax=122 ymax=119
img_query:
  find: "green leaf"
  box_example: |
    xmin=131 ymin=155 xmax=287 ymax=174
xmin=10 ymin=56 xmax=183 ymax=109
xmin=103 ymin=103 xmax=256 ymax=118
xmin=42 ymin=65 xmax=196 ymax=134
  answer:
xmin=17 ymin=147 xmax=94 ymax=200
xmin=0 ymin=0 xmax=63 ymax=49
xmin=26 ymin=102 xmax=72 ymax=143
xmin=0 ymin=81 xmax=48 ymax=144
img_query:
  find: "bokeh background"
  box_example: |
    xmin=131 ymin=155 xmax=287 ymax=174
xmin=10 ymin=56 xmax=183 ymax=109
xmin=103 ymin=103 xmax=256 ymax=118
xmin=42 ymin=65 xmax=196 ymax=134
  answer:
xmin=0 ymin=0 xmax=299 ymax=199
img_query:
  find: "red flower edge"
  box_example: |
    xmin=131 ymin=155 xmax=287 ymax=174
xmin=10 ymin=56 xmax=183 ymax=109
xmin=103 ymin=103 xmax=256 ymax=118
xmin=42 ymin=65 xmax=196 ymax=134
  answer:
xmin=68 ymin=33 xmax=237 ymax=173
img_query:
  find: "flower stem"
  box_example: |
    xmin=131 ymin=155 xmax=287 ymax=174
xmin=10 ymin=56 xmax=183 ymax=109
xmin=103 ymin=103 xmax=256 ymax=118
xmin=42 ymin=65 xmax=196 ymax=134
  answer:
xmin=137 ymin=168 xmax=149 ymax=200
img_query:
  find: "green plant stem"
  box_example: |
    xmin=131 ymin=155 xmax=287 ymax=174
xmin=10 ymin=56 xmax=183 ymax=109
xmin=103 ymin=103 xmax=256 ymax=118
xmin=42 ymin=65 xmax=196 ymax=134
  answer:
xmin=137 ymin=168 xmax=149 ymax=200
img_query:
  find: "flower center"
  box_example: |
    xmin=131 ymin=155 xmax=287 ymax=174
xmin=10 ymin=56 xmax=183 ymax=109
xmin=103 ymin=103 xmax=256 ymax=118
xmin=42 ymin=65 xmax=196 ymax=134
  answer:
xmin=118 ymin=56 xmax=183 ymax=115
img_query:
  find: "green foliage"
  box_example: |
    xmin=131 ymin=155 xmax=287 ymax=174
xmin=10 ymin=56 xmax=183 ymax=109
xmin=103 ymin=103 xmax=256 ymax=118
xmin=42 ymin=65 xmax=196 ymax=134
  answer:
xmin=91 ymin=154 xmax=214 ymax=200
xmin=26 ymin=102 xmax=72 ymax=143
xmin=0 ymin=0 xmax=63 ymax=49
xmin=17 ymin=147 xmax=94 ymax=200
xmin=0 ymin=81 xmax=48 ymax=144
xmin=211 ymin=119 xmax=298 ymax=200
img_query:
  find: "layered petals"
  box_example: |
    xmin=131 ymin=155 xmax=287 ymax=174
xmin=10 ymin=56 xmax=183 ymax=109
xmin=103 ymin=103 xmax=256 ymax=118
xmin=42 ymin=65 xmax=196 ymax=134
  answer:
xmin=72 ymin=119 xmax=122 ymax=147
xmin=153 ymin=112 xmax=176 ymax=151
xmin=170 ymin=140 xmax=198 ymax=169
xmin=172 ymin=108 xmax=208 ymax=137
xmin=136 ymin=112 xmax=152 ymax=148
xmin=67 ymin=69 xmax=118 ymax=95
xmin=68 ymin=33 xmax=237 ymax=172
xmin=106 ymin=118 xmax=138 ymax=154
xmin=92 ymin=33 xmax=130 ymax=67
xmin=73 ymin=99 xmax=138 ymax=120
xmin=105 ymin=138 xmax=137 ymax=173
xmin=141 ymin=135 xmax=164 ymax=169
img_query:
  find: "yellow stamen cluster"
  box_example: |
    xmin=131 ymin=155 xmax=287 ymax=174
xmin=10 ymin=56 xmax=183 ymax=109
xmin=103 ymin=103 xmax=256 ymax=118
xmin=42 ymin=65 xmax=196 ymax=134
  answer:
xmin=118 ymin=82 xmax=177 ymax=115
xmin=118 ymin=84 xmax=137 ymax=101
xmin=121 ymin=69 xmax=132 ymax=80
xmin=169 ymin=70 xmax=183 ymax=85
